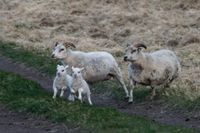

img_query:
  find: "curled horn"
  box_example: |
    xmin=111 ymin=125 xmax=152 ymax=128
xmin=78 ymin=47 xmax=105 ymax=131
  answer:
xmin=63 ymin=42 xmax=76 ymax=48
xmin=135 ymin=43 xmax=147 ymax=49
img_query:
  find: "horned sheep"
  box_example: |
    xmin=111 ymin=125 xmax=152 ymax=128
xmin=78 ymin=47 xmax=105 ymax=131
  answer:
xmin=51 ymin=42 xmax=129 ymax=98
xmin=124 ymin=43 xmax=181 ymax=103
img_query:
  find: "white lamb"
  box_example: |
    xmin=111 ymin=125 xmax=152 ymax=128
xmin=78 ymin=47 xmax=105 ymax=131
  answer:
xmin=124 ymin=43 xmax=181 ymax=102
xmin=53 ymin=64 xmax=74 ymax=101
xmin=51 ymin=42 xmax=129 ymax=98
xmin=71 ymin=66 xmax=92 ymax=105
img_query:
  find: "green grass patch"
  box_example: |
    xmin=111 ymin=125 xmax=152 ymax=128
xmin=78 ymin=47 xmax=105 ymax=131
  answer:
xmin=0 ymin=70 xmax=197 ymax=132
xmin=164 ymin=95 xmax=200 ymax=111
xmin=0 ymin=40 xmax=57 ymax=76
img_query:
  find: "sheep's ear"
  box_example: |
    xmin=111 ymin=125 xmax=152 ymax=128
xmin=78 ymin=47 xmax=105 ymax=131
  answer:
xmin=80 ymin=67 xmax=84 ymax=71
xmin=64 ymin=65 xmax=69 ymax=69
xmin=72 ymin=66 xmax=74 ymax=70
xmin=137 ymin=47 xmax=142 ymax=52
xmin=126 ymin=43 xmax=131 ymax=47
xmin=63 ymin=42 xmax=76 ymax=49
xmin=55 ymin=42 xmax=59 ymax=47
xmin=57 ymin=64 xmax=60 ymax=68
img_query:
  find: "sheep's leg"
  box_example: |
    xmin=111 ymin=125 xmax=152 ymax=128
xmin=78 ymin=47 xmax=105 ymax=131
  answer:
xmin=71 ymin=88 xmax=75 ymax=93
xmin=53 ymin=87 xmax=58 ymax=99
xmin=128 ymin=80 xmax=136 ymax=103
xmin=150 ymin=86 xmax=156 ymax=100
xmin=60 ymin=88 xmax=65 ymax=97
xmin=78 ymin=88 xmax=83 ymax=103
xmin=114 ymin=69 xmax=129 ymax=98
xmin=87 ymin=93 xmax=93 ymax=105
xmin=68 ymin=94 xmax=75 ymax=101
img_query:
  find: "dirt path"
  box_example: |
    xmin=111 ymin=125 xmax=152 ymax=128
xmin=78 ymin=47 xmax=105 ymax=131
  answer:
xmin=0 ymin=104 xmax=70 ymax=133
xmin=0 ymin=55 xmax=199 ymax=131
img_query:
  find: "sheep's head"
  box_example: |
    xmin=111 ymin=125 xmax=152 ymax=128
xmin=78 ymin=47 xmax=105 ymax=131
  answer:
xmin=56 ymin=65 xmax=68 ymax=77
xmin=72 ymin=66 xmax=84 ymax=79
xmin=51 ymin=42 xmax=76 ymax=59
xmin=124 ymin=43 xmax=147 ymax=62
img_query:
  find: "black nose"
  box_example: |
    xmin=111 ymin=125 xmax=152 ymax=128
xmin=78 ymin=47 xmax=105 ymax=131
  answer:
xmin=124 ymin=56 xmax=127 ymax=61
xmin=51 ymin=54 xmax=55 ymax=58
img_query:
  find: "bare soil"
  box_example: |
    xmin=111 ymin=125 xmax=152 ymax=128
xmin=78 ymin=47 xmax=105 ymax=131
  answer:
xmin=0 ymin=55 xmax=199 ymax=131
xmin=0 ymin=104 xmax=69 ymax=133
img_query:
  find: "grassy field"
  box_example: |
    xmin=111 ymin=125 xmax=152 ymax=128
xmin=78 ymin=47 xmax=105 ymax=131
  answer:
xmin=1 ymin=0 xmax=200 ymax=101
xmin=0 ymin=0 xmax=199 ymax=131
xmin=0 ymin=70 xmax=198 ymax=133
xmin=0 ymin=41 xmax=199 ymax=110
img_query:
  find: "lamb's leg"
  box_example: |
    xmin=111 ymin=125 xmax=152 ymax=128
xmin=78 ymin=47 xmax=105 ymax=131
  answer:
xmin=128 ymin=80 xmax=136 ymax=103
xmin=113 ymin=68 xmax=129 ymax=98
xmin=60 ymin=87 xmax=66 ymax=97
xmin=71 ymin=88 xmax=75 ymax=93
xmin=53 ymin=87 xmax=58 ymax=99
xmin=87 ymin=93 xmax=93 ymax=105
xmin=60 ymin=88 xmax=64 ymax=97
xmin=68 ymin=94 xmax=75 ymax=101
xmin=150 ymin=86 xmax=156 ymax=100
xmin=78 ymin=88 xmax=83 ymax=103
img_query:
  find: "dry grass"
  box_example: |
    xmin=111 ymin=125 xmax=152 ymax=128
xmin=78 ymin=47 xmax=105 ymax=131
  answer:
xmin=0 ymin=0 xmax=200 ymax=100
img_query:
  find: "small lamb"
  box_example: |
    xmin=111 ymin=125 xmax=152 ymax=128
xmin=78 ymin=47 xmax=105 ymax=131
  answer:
xmin=53 ymin=64 xmax=74 ymax=101
xmin=71 ymin=66 xmax=92 ymax=105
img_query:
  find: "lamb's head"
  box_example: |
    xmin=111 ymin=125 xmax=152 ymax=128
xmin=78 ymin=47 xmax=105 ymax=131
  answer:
xmin=72 ymin=66 xmax=84 ymax=79
xmin=56 ymin=64 xmax=68 ymax=77
xmin=124 ymin=43 xmax=147 ymax=62
xmin=51 ymin=42 xmax=76 ymax=59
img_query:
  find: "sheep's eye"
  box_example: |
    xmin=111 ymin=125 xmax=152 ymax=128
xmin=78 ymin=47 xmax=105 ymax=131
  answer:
xmin=78 ymin=71 xmax=80 ymax=73
xmin=59 ymin=48 xmax=64 ymax=52
xmin=131 ymin=50 xmax=136 ymax=54
xmin=62 ymin=70 xmax=64 ymax=72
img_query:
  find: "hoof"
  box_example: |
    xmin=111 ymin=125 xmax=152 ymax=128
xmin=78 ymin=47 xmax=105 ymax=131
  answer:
xmin=123 ymin=97 xmax=129 ymax=103
xmin=128 ymin=101 xmax=133 ymax=104
xmin=150 ymin=95 xmax=155 ymax=100
xmin=128 ymin=98 xmax=133 ymax=104
xmin=124 ymin=95 xmax=129 ymax=100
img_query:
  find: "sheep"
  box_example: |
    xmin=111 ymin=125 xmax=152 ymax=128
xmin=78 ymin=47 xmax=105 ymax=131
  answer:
xmin=52 ymin=64 xmax=74 ymax=101
xmin=124 ymin=43 xmax=181 ymax=103
xmin=71 ymin=66 xmax=92 ymax=105
xmin=51 ymin=41 xmax=129 ymax=98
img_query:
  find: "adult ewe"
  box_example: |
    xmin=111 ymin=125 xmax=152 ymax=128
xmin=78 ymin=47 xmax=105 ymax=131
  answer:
xmin=51 ymin=42 xmax=129 ymax=98
xmin=124 ymin=43 xmax=181 ymax=102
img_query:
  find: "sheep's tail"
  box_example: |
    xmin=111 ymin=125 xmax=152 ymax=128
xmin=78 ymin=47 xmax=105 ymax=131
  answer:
xmin=170 ymin=58 xmax=181 ymax=83
xmin=174 ymin=53 xmax=181 ymax=78
xmin=177 ymin=60 xmax=181 ymax=76
xmin=114 ymin=61 xmax=123 ymax=76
